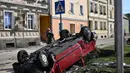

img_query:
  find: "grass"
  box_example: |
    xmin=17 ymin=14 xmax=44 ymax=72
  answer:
xmin=102 ymin=45 xmax=130 ymax=54
xmin=69 ymin=45 xmax=130 ymax=73
xmin=85 ymin=45 xmax=130 ymax=73
xmin=92 ymin=45 xmax=130 ymax=64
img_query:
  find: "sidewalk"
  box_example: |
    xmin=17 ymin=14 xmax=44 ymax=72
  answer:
xmin=0 ymin=42 xmax=47 ymax=73
xmin=0 ymin=42 xmax=46 ymax=55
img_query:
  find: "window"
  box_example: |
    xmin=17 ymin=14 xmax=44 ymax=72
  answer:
xmin=110 ymin=24 xmax=112 ymax=32
xmin=104 ymin=22 xmax=106 ymax=30
xmin=89 ymin=21 xmax=93 ymax=30
xmin=70 ymin=3 xmax=74 ymax=14
xmin=59 ymin=23 xmax=63 ymax=32
xmin=103 ymin=6 xmax=106 ymax=15
xmin=110 ymin=10 xmax=112 ymax=18
xmin=95 ymin=3 xmax=98 ymax=13
xmin=95 ymin=21 xmax=98 ymax=30
xmin=100 ymin=22 xmax=103 ymax=30
xmin=80 ymin=5 xmax=84 ymax=15
xmin=100 ymin=5 xmax=102 ymax=14
xmin=27 ymin=14 xmax=34 ymax=29
xmin=4 ymin=12 xmax=13 ymax=29
xmin=90 ymin=2 xmax=93 ymax=12
xmin=110 ymin=0 xmax=112 ymax=5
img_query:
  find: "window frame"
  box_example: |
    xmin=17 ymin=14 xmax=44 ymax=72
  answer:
xmin=103 ymin=6 xmax=106 ymax=15
xmin=94 ymin=21 xmax=98 ymax=30
xmin=80 ymin=5 xmax=84 ymax=15
xmin=100 ymin=22 xmax=103 ymax=30
xmin=27 ymin=13 xmax=35 ymax=30
xmin=104 ymin=22 xmax=106 ymax=30
xmin=90 ymin=2 xmax=93 ymax=12
xmin=3 ymin=10 xmax=14 ymax=30
xmin=110 ymin=10 xmax=112 ymax=18
xmin=94 ymin=3 xmax=98 ymax=13
xmin=110 ymin=0 xmax=112 ymax=5
xmin=100 ymin=5 xmax=103 ymax=14
xmin=70 ymin=3 xmax=74 ymax=14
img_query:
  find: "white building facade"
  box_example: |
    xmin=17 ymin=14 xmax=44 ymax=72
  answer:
xmin=88 ymin=0 xmax=115 ymax=38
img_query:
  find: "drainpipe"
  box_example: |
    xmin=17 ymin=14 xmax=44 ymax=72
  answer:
xmin=107 ymin=0 xmax=109 ymax=38
xmin=87 ymin=0 xmax=90 ymax=29
xmin=48 ymin=0 xmax=53 ymax=32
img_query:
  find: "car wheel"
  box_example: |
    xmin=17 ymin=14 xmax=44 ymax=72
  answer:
xmin=59 ymin=29 xmax=70 ymax=40
xmin=17 ymin=50 xmax=29 ymax=64
xmin=80 ymin=26 xmax=92 ymax=42
xmin=36 ymin=51 xmax=49 ymax=71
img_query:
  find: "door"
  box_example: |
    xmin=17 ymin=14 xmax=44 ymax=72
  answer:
xmin=40 ymin=15 xmax=51 ymax=41
xmin=70 ymin=24 xmax=75 ymax=34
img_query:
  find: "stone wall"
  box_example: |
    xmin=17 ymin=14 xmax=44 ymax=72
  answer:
xmin=0 ymin=31 xmax=40 ymax=49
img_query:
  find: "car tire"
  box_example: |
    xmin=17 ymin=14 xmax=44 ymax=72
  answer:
xmin=36 ymin=51 xmax=49 ymax=71
xmin=80 ymin=26 xmax=92 ymax=42
xmin=59 ymin=29 xmax=70 ymax=40
xmin=17 ymin=50 xmax=29 ymax=64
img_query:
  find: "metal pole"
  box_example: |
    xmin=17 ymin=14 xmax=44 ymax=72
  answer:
xmin=49 ymin=0 xmax=53 ymax=31
xmin=60 ymin=14 xmax=62 ymax=30
xmin=114 ymin=0 xmax=124 ymax=73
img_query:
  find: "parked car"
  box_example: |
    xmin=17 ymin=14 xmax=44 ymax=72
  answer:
xmin=12 ymin=26 xmax=97 ymax=73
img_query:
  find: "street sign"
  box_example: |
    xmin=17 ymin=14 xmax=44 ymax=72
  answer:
xmin=55 ymin=1 xmax=65 ymax=14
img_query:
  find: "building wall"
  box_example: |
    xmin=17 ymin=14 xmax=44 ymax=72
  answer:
xmin=52 ymin=0 xmax=88 ymax=21
xmin=52 ymin=18 xmax=88 ymax=39
xmin=51 ymin=0 xmax=88 ymax=39
xmin=123 ymin=18 xmax=130 ymax=35
xmin=108 ymin=0 xmax=115 ymax=37
xmin=0 ymin=0 xmax=48 ymax=49
xmin=88 ymin=0 xmax=108 ymax=39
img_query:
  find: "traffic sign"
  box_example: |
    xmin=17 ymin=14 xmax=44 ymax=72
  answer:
xmin=55 ymin=1 xmax=65 ymax=14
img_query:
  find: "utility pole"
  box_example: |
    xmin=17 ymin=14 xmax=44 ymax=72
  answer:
xmin=114 ymin=0 xmax=124 ymax=73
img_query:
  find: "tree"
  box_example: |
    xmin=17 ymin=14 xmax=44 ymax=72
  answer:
xmin=125 ymin=13 xmax=130 ymax=20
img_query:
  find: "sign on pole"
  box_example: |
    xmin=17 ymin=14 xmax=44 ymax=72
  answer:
xmin=55 ymin=1 xmax=65 ymax=14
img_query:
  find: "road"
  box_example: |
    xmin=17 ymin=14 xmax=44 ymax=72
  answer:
xmin=0 ymin=37 xmax=128 ymax=73
xmin=96 ymin=38 xmax=114 ymax=48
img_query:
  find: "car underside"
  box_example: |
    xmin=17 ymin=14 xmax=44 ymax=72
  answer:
xmin=12 ymin=26 xmax=97 ymax=73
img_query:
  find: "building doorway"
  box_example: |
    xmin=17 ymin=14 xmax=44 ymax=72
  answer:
xmin=70 ymin=24 xmax=75 ymax=34
xmin=40 ymin=15 xmax=51 ymax=41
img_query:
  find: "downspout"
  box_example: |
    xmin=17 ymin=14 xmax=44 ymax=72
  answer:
xmin=87 ymin=0 xmax=90 ymax=29
xmin=48 ymin=0 xmax=53 ymax=32
xmin=107 ymin=0 xmax=109 ymax=38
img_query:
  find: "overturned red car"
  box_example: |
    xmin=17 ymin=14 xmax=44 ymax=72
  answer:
xmin=12 ymin=26 xmax=97 ymax=73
